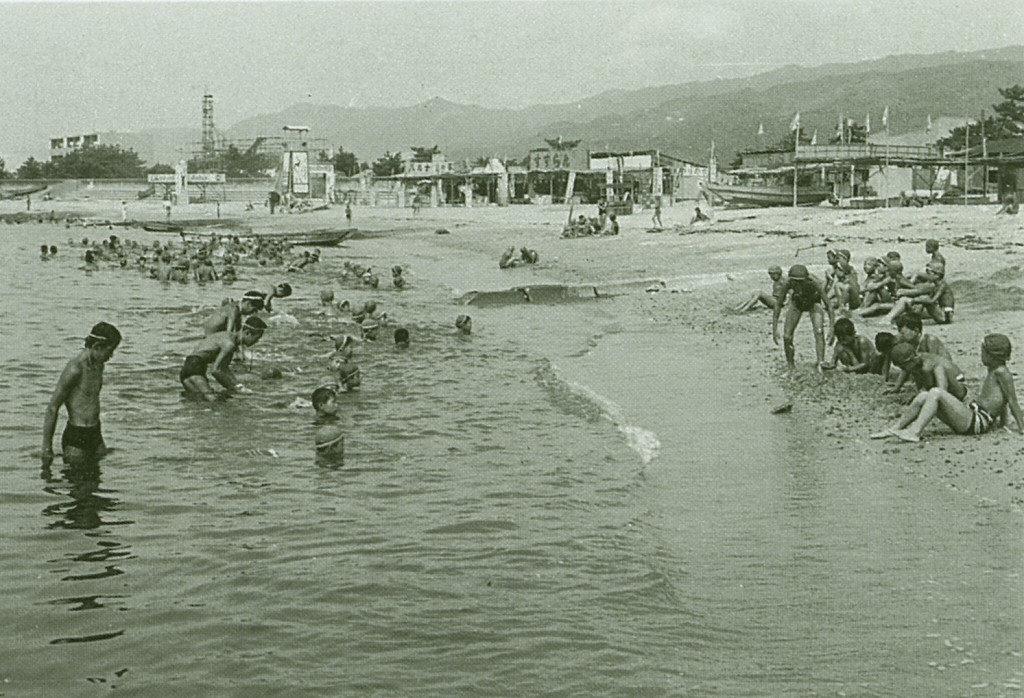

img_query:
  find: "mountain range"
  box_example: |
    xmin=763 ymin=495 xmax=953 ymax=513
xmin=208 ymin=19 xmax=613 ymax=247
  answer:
xmin=140 ymin=45 xmax=1023 ymax=168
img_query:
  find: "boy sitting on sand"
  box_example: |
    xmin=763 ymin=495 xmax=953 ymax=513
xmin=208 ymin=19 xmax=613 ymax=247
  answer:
xmin=822 ymin=318 xmax=877 ymax=373
xmin=872 ymin=333 xmax=1024 ymax=442
xmin=883 ymin=261 xmax=953 ymax=326
xmin=180 ymin=316 xmax=267 ymax=401
xmin=735 ymin=265 xmax=785 ymax=312
xmin=886 ymin=341 xmax=967 ymax=401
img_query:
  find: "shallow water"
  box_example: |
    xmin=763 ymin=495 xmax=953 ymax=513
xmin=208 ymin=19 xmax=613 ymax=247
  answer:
xmin=1 ymin=222 xmax=1021 ymax=696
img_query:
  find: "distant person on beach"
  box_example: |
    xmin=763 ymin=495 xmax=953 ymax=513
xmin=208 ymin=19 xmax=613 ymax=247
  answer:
xmin=180 ymin=316 xmax=267 ymax=400
xmin=121 ymin=201 xmax=128 ymax=222
xmin=690 ymin=205 xmax=710 ymax=224
xmin=996 ymin=191 xmax=1019 ymax=215
xmin=41 ymin=322 xmax=122 ymax=466
xmin=821 ymin=317 xmax=878 ymax=373
xmin=735 ymin=265 xmax=785 ymax=312
xmin=498 ymin=247 xmax=520 ymax=269
xmin=40 ymin=244 xmax=50 ymax=261
xmin=456 ymin=314 xmax=472 ymax=335
xmin=872 ymin=334 xmax=1024 ymax=442
xmin=772 ymin=263 xmax=835 ymax=372
xmin=204 ymin=291 xmax=265 ymax=335
xmin=520 ymin=247 xmax=539 ymax=264
xmin=924 ymin=239 xmax=945 ymax=268
xmin=392 ymin=265 xmax=406 ymax=289
xmin=605 ymin=213 xmax=620 ymax=235
xmin=49 ymin=245 xmax=58 ymax=257
xmin=345 ymin=202 xmax=352 ymax=226
xmin=163 ymin=198 xmax=172 ymax=221
xmin=651 ymin=197 xmax=663 ymax=228
xmin=269 ymin=190 xmax=281 ymax=215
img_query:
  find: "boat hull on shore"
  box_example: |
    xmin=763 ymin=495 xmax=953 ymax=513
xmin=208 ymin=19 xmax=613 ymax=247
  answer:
xmin=705 ymin=183 xmax=832 ymax=208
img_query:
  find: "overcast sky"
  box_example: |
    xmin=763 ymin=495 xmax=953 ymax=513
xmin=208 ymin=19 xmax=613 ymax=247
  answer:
xmin=1 ymin=0 xmax=1021 ymax=166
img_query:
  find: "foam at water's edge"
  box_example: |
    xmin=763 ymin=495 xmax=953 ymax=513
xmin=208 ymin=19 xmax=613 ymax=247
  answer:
xmin=536 ymin=362 xmax=660 ymax=465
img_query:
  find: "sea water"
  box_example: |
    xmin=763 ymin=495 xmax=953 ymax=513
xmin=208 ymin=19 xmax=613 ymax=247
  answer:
xmin=0 ymin=223 xmax=1021 ymax=696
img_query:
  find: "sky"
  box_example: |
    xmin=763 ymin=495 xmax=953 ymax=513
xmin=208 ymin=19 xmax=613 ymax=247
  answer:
xmin=1 ymin=0 xmax=1022 ymax=167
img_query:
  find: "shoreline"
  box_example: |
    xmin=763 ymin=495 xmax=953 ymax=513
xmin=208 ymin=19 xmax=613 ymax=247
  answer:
xmin=7 ymin=197 xmax=1024 ymax=512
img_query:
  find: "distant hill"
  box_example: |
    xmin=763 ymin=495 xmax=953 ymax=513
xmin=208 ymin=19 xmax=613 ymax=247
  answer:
xmin=136 ymin=45 xmax=1023 ymax=168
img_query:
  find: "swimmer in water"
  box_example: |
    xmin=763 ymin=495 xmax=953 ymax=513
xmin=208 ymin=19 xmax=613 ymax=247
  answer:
xmin=203 ymin=291 xmax=265 ymax=336
xmin=180 ymin=316 xmax=267 ymax=401
xmin=41 ymin=322 xmax=122 ymax=466
xmin=394 ymin=327 xmax=410 ymax=348
xmin=455 ymin=314 xmax=472 ymax=335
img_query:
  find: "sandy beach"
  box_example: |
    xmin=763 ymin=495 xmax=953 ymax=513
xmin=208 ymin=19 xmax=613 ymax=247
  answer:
xmin=5 ymin=196 xmax=1023 ymax=513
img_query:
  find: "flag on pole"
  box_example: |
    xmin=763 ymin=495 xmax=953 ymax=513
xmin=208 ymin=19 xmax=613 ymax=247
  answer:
xmin=757 ymin=122 xmax=765 ymax=136
xmin=810 ymin=129 xmax=818 ymax=145
xmin=865 ymin=113 xmax=871 ymax=133
xmin=882 ymin=106 xmax=889 ymax=129
xmin=789 ymin=112 xmax=801 ymax=132
xmin=926 ymin=114 xmax=932 ymax=133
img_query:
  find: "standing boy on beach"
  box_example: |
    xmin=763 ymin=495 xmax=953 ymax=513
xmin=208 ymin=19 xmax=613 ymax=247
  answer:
xmin=42 ymin=322 xmax=122 ymax=465
xmin=180 ymin=316 xmax=267 ymax=401
xmin=772 ymin=264 xmax=835 ymax=372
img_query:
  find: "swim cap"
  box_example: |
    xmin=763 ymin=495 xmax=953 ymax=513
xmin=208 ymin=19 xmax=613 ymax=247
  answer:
xmin=889 ymin=342 xmax=918 ymax=367
xmin=456 ymin=314 xmax=471 ymax=328
xmin=394 ymin=327 xmax=410 ymax=345
xmin=768 ymin=265 xmax=783 ymax=275
xmin=887 ymin=260 xmax=904 ymax=273
xmin=334 ymin=334 xmax=354 ymax=351
xmin=925 ymin=239 xmax=939 ymax=251
xmin=244 ymin=316 xmax=267 ymax=331
xmin=982 ymin=333 xmax=1012 ymax=362
xmin=837 ymin=249 xmax=851 ymax=261
xmin=788 ymin=264 xmax=809 ymax=280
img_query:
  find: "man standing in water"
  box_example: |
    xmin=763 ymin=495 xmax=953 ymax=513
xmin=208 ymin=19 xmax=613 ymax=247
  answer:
xmin=180 ymin=316 xmax=267 ymax=401
xmin=41 ymin=322 xmax=122 ymax=465
xmin=772 ymin=264 xmax=835 ymax=373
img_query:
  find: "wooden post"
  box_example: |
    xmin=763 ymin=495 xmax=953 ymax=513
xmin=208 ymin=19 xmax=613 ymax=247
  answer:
xmin=964 ymin=118 xmax=969 ymax=206
xmin=792 ymin=139 xmax=799 ymax=207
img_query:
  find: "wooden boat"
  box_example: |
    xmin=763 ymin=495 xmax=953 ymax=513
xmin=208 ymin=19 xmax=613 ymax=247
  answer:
xmin=177 ymin=227 xmax=355 ymax=247
xmin=704 ymin=183 xmax=832 ymax=208
xmin=142 ymin=221 xmax=184 ymax=232
xmin=0 ymin=183 xmax=49 ymax=200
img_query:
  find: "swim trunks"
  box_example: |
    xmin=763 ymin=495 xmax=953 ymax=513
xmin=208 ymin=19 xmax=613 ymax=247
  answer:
xmin=61 ymin=423 xmax=103 ymax=456
xmin=967 ymin=401 xmax=995 ymax=435
xmin=790 ymin=280 xmax=823 ymax=312
xmin=179 ymin=355 xmax=210 ymax=383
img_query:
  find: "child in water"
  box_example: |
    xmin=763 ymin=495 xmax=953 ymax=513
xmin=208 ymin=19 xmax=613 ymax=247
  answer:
xmin=312 ymin=384 xmax=345 ymax=463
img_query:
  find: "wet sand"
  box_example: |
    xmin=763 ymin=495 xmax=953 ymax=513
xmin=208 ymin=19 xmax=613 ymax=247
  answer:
xmin=6 ymin=196 xmax=1023 ymax=512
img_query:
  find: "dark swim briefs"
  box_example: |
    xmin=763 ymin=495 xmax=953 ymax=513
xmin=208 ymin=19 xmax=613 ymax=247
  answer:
xmin=179 ymin=355 xmax=210 ymax=383
xmin=62 ymin=423 xmax=103 ymax=455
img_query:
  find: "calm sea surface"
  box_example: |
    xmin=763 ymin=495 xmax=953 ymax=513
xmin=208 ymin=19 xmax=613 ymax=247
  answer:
xmin=1 ymin=222 xmax=1021 ymax=696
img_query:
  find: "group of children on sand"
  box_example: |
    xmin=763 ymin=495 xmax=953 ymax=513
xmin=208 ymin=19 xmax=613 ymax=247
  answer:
xmin=739 ymin=239 xmax=1024 ymax=442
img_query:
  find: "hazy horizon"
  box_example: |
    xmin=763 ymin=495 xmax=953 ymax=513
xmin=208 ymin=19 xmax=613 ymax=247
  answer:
xmin=1 ymin=0 xmax=1022 ymax=167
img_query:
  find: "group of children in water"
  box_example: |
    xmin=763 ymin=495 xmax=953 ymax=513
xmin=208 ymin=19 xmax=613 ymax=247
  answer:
xmin=739 ymin=238 xmax=1023 ymax=441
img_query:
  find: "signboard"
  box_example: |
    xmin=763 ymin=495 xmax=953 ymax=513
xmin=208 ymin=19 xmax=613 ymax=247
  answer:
xmin=189 ymin=173 xmax=226 ymax=184
xmin=528 ymin=148 xmax=588 ymax=172
xmin=147 ymin=173 xmax=225 ymax=184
